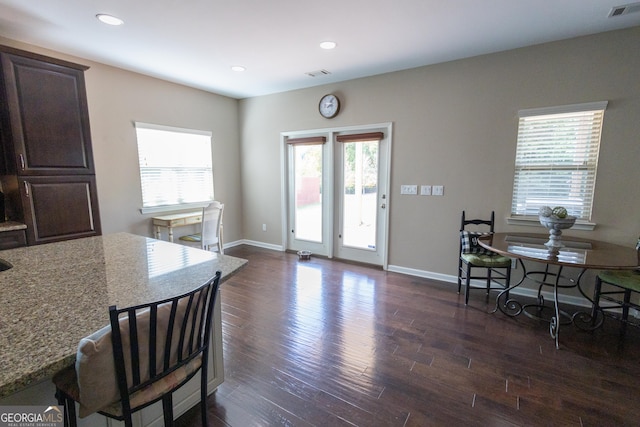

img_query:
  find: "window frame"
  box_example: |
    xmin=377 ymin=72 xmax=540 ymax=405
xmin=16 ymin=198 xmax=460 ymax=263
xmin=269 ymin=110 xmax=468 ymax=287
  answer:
xmin=507 ymin=101 xmax=607 ymax=230
xmin=135 ymin=122 xmax=214 ymax=214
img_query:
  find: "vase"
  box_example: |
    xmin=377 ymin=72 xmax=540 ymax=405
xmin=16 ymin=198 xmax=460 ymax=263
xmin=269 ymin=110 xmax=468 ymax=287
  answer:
xmin=539 ymin=215 xmax=577 ymax=249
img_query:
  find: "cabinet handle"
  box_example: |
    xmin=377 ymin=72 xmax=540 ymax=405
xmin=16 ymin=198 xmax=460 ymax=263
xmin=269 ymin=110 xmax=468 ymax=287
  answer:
xmin=24 ymin=181 xmax=29 ymax=197
xmin=19 ymin=154 xmax=25 ymax=170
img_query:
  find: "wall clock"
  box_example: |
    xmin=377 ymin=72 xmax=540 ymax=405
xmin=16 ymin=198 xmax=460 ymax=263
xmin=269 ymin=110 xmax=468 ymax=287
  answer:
xmin=319 ymin=94 xmax=340 ymax=118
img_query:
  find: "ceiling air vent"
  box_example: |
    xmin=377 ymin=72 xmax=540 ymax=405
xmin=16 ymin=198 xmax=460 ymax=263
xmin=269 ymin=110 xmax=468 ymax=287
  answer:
xmin=608 ymin=2 xmax=640 ymax=17
xmin=305 ymin=69 xmax=331 ymax=78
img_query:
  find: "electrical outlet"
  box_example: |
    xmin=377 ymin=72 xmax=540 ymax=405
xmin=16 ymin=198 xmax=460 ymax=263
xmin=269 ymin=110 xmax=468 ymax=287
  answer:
xmin=432 ymin=185 xmax=444 ymax=196
xmin=420 ymin=185 xmax=432 ymax=195
xmin=400 ymin=185 xmax=418 ymax=195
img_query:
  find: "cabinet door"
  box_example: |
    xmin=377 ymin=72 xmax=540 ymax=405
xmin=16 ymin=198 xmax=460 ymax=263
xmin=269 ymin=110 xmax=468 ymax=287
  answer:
xmin=1 ymin=52 xmax=94 ymax=175
xmin=19 ymin=176 xmax=101 ymax=245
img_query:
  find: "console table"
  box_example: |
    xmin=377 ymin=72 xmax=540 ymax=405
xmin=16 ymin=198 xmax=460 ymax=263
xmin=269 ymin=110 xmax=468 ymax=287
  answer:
xmin=479 ymin=233 xmax=638 ymax=349
xmin=152 ymin=210 xmax=202 ymax=242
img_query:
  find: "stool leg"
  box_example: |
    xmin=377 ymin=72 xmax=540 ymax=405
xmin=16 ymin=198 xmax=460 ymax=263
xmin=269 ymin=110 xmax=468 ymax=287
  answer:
xmin=55 ymin=389 xmax=77 ymax=427
xmin=162 ymin=394 xmax=174 ymax=427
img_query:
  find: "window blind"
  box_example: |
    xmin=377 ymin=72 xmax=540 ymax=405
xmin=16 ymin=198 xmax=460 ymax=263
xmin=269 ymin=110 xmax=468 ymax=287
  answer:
xmin=336 ymin=132 xmax=384 ymax=143
xmin=511 ymin=102 xmax=607 ymax=221
xmin=286 ymin=136 xmax=326 ymax=145
xmin=135 ymin=122 xmax=214 ymax=209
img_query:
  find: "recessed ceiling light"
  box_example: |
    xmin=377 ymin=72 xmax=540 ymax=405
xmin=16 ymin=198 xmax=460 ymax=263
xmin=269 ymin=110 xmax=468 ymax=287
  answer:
xmin=96 ymin=14 xmax=124 ymax=26
xmin=231 ymin=66 xmax=246 ymax=72
xmin=320 ymin=41 xmax=337 ymax=50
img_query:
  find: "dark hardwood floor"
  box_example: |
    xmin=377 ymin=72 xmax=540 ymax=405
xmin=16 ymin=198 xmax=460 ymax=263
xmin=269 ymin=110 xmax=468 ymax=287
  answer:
xmin=176 ymin=245 xmax=640 ymax=426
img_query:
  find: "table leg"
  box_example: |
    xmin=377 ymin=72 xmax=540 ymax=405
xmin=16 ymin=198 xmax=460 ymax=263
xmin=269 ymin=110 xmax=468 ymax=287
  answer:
xmin=168 ymin=226 xmax=174 ymax=243
xmin=493 ymin=258 xmax=527 ymax=316
xmin=155 ymin=226 xmax=161 ymax=240
xmin=495 ymin=263 xmax=596 ymax=349
xmin=550 ymin=270 xmax=562 ymax=349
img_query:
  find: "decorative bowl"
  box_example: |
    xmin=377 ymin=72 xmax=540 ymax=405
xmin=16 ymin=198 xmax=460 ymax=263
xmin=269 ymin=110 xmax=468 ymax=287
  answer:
xmin=297 ymin=250 xmax=312 ymax=260
xmin=539 ymin=215 xmax=576 ymax=248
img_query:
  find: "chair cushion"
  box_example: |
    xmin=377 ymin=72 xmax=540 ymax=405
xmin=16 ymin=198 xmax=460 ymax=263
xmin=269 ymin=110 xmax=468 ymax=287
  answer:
xmin=179 ymin=233 xmax=202 ymax=243
xmin=599 ymin=269 xmax=640 ymax=292
xmin=100 ymin=355 xmax=202 ymax=417
xmin=460 ymin=231 xmax=492 ymax=255
xmin=461 ymin=253 xmax=512 ymax=267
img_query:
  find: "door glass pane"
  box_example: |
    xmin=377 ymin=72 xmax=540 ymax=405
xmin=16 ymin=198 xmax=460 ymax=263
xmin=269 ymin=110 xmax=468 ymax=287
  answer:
xmin=342 ymin=141 xmax=378 ymax=250
xmin=294 ymin=144 xmax=322 ymax=242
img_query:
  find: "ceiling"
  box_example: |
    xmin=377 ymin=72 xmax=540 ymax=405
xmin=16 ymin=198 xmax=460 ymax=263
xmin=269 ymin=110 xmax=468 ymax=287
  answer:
xmin=0 ymin=1 xmax=639 ymax=99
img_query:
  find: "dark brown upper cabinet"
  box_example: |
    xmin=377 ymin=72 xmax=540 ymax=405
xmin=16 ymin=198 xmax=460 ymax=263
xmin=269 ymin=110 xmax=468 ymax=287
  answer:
xmin=0 ymin=47 xmax=94 ymax=176
xmin=0 ymin=45 xmax=101 ymax=245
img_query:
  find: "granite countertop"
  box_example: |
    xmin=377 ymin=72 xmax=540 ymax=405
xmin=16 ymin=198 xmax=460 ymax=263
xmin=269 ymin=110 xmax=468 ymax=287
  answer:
xmin=0 ymin=221 xmax=27 ymax=232
xmin=0 ymin=232 xmax=247 ymax=398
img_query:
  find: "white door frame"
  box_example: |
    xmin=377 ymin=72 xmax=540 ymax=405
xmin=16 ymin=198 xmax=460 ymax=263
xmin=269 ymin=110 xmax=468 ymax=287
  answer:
xmin=280 ymin=122 xmax=392 ymax=270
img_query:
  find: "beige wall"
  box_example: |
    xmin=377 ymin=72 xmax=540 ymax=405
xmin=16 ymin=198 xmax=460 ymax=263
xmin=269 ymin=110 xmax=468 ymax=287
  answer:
xmin=0 ymin=36 xmax=243 ymax=243
xmin=239 ymin=27 xmax=640 ymax=284
xmin=2 ymin=27 xmax=638 ymax=288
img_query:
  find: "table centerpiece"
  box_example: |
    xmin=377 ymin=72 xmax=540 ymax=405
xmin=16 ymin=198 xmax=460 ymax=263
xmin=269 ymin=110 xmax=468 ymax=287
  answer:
xmin=538 ymin=206 xmax=576 ymax=250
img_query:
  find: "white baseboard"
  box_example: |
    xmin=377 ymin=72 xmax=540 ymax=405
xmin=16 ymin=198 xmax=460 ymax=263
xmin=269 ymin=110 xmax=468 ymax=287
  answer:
xmin=230 ymin=239 xmax=285 ymax=252
xmin=387 ymin=263 xmax=591 ymax=309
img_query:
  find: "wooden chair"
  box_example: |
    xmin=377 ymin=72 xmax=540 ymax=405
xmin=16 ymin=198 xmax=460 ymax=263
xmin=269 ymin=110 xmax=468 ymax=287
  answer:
xmin=53 ymin=271 xmax=222 ymax=427
xmin=458 ymin=211 xmax=512 ymax=305
xmin=179 ymin=201 xmax=224 ymax=253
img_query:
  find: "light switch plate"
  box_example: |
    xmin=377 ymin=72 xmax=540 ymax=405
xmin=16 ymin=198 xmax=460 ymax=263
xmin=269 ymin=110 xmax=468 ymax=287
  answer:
xmin=433 ymin=185 xmax=444 ymax=196
xmin=420 ymin=185 xmax=432 ymax=195
xmin=400 ymin=185 xmax=418 ymax=195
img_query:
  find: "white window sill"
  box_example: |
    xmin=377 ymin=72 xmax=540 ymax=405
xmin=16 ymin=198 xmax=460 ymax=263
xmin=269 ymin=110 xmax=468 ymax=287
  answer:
xmin=140 ymin=202 xmax=211 ymax=215
xmin=506 ymin=216 xmax=596 ymax=231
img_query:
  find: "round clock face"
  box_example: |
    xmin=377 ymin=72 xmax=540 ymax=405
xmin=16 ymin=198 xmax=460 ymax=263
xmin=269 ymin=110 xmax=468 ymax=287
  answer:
xmin=319 ymin=94 xmax=340 ymax=118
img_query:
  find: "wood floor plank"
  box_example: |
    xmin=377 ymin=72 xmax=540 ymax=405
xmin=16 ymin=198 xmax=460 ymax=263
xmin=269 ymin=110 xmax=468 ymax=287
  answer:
xmin=176 ymin=245 xmax=640 ymax=426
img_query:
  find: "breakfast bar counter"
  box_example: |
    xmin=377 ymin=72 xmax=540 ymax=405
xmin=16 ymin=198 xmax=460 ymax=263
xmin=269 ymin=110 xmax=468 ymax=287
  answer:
xmin=0 ymin=232 xmax=247 ymax=416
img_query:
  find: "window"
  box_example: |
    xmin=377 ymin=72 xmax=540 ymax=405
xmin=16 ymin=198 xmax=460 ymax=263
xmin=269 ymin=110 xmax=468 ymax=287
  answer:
xmin=511 ymin=101 xmax=607 ymax=222
xmin=135 ymin=122 xmax=214 ymax=213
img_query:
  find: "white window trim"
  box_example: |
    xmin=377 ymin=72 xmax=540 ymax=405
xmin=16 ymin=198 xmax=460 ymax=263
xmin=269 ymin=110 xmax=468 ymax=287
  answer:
xmin=135 ymin=122 xmax=214 ymax=214
xmin=508 ymin=101 xmax=607 ymax=231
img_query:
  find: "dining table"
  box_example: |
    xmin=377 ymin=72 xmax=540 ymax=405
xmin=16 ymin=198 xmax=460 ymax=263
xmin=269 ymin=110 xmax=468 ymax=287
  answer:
xmin=478 ymin=232 xmax=639 ymax=348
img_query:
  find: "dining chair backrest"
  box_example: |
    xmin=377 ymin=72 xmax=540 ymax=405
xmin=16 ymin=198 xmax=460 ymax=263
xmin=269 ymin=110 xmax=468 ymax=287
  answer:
xmin=201 ymin=201 xmax=224 ymax=252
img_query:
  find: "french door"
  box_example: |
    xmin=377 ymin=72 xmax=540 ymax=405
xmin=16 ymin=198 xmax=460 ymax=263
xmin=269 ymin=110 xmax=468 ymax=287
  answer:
xmin=284 ymin=125 xmax=391 ymax=267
